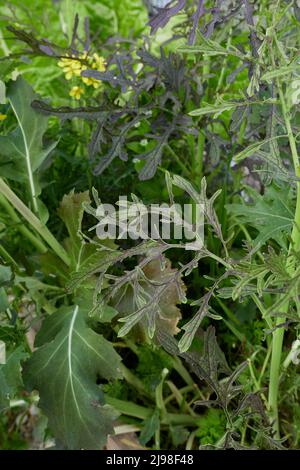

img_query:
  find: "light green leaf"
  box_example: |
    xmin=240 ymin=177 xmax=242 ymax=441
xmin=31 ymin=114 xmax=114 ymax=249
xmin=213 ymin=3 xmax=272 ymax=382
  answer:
xmin=189 ymin=102 xmax=238 ymax=118
xmin=190 ymin=98 xmax=277 ymax=118
xmin=57 ymin=190 xmax=119 ymax=281
xmin=58 ymin=190 xmax=91 ymax=267
xmin=23 ymin=305 xmax=122 ymax=449
xmin=0 ymin=76 xmax=57 ymax=216
xmin=178 ymin=35 xmax=242 ymax=58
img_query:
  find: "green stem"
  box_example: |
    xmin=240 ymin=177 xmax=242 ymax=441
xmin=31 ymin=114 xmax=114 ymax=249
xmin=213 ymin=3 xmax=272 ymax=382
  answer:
xmin=0 ymin=178 xmax=70 ymax=266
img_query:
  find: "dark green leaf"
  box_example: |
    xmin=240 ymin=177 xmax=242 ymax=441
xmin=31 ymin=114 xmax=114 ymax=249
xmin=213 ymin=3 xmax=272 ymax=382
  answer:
xmin=23 ymin=305 xmax=122 ymax=449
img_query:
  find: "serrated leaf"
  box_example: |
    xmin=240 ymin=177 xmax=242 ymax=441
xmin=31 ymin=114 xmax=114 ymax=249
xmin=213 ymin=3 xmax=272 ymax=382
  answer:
xmin=32 ymin=100 xmax=107 ymax=121
xmin=58 ymin=190 xmax=90 ymax=256
xmin=116 ymin=257 xmax=186 ymax=338
xmin=23 ymin=305 xmax=122 ymax=449
xmin=94 ymin=118 xmax=140 ymax=176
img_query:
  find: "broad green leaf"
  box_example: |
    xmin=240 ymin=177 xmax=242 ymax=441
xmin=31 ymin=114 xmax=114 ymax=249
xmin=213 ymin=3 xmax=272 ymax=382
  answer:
xmin=0 ymin=76 xmax=57 ymax=216
xmin=227 ymin=185 xmax=294 ymax=251
xmin=0 ymin=346 xmax=28 ymax=411
xmin=23 ymin=305 xmax=122 ymax=449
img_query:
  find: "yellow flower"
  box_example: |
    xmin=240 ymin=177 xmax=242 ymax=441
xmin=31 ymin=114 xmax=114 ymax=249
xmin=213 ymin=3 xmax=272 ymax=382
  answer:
xmin=0 ymin=114 xmax=7 ymax=121
xmin=92 ymin=53 xmax=107 ymax=72
xmin=58 ymin=54 xmax=84 ymax=80
xmin=69 ymin=86 xmax=84 ymax=100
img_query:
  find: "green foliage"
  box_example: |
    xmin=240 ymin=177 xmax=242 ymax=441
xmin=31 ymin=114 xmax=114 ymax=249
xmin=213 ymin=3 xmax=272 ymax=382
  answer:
xmin=0 ymin=0 xmax=300 ymax=452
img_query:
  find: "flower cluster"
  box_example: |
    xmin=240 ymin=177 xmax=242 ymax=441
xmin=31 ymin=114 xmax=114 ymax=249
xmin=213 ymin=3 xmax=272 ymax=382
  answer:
xmin=0 ymin=114 xmax=7 ymax=121
xmin=58 ymin=52 xmax=106 ymax=100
